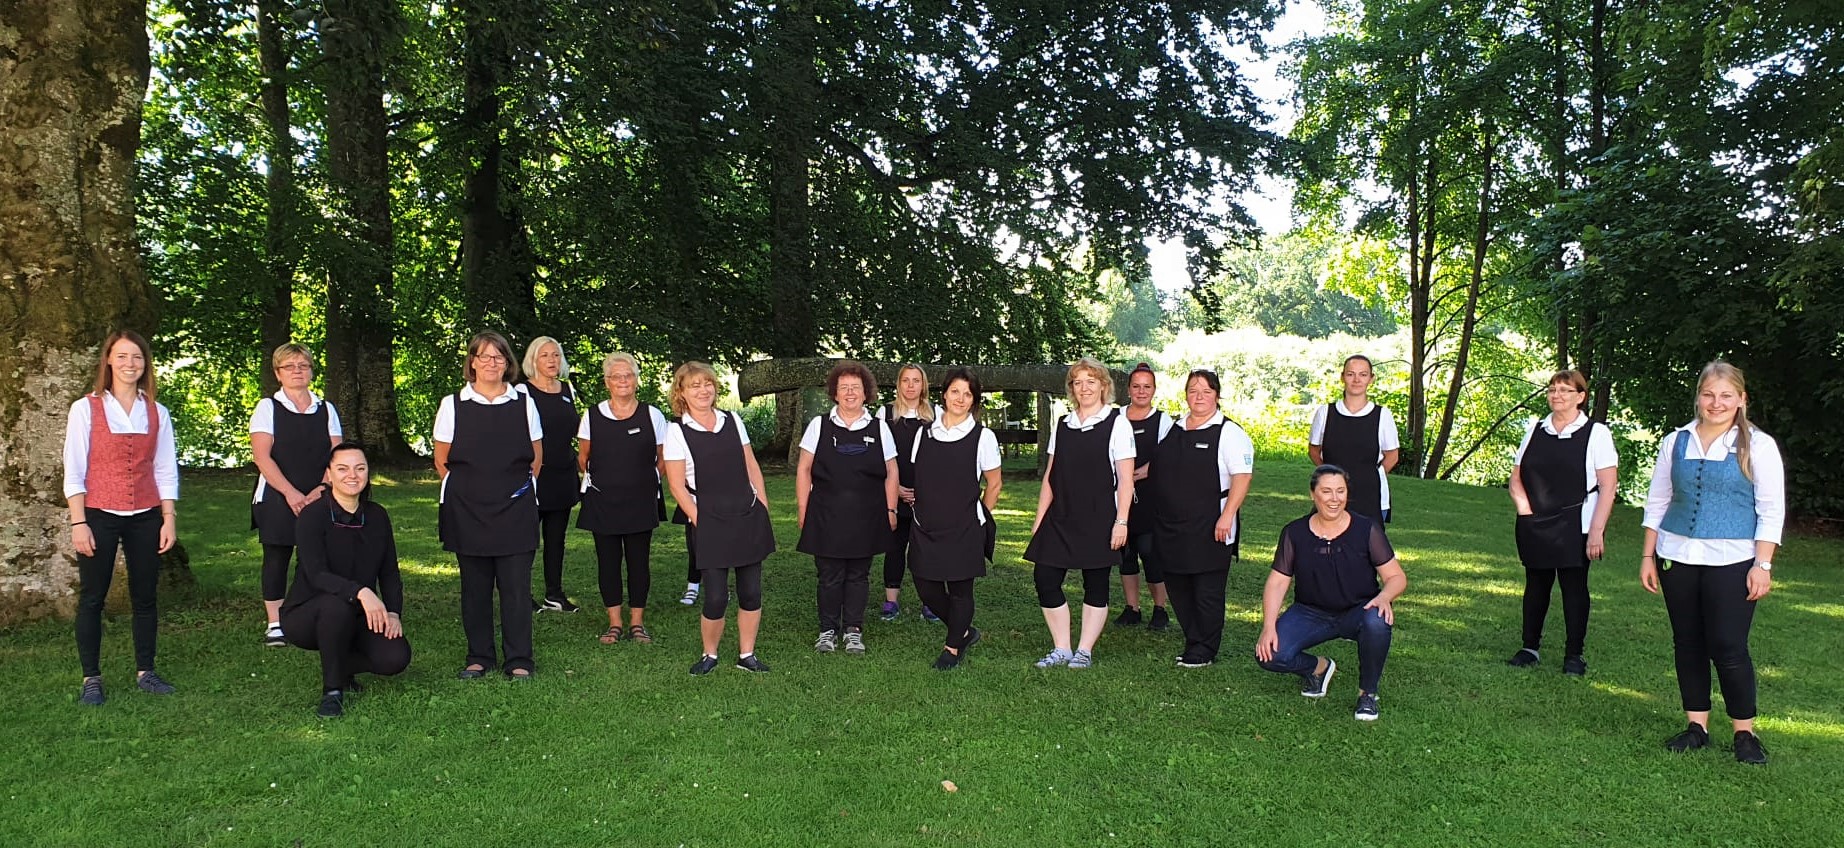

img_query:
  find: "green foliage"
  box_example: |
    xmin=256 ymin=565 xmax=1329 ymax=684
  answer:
xmin=1200 ymin=230 xmax=1397 ymax=339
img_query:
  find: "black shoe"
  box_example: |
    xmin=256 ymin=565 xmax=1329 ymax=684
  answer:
xmin=541 ymin=596 xmax=580 ymax=613
xmin=735 ymin=654 xmax=770 ymax=673
xmin=933 ymin=650 xmax=962 ymax=671
xmin=343 ymin=677 xmax=366 ymax=696
xmin=317 ymin=690 xmax=344 ymax=719
xmin=79 ymin=677 xmax=106 ymax=707
xmin=1733 ymin=731 xmax=1768 ymax=765
xmin=1664 ymin=723 xmax=1710 ymax=753
xmin=1508 ymin=648 xmax=1540 ymax=668
xmin=1176 ymin=653 xmax=1213 ymax=669
xmin=457 ymin=665 xmax=488 ymax=680
xmin=1147 ymin=606 xmax=1170 ymax=631
xmin=1114 ymin=607 xmax=1143 ymax=627
xmin=1562 ymin=655 xmax=1587 ymax=677
xmin=135 ymin=670 xmax=176 ymax=695
xmin=690 ymin=655 xmax=719 ymax=676
xmin=961 ymin=627 xmax=983 ymax=653
xmin=1301 ymin=658 xmax=1336 ymax=698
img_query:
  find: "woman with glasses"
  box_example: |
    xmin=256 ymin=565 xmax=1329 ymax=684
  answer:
xmin=1507 ymin=371 xmax=1617 ymax=676
xmin=281 ymin=443 xmax=410 ymax=718
xmin=1256 ymin=465 xmax=1406 ymax=721
xmin=1149 ymin=368 xmax=1254 ymax=669
xmin=249 ymin=344 xmax=343 ymax=648
xmin=575 ymin=352 xmax=668 ymax=645
xmin=520 ymin=336 xmax=582 ymax=614
xmin=796 ymin=360 xmax=899 ymax=655
xmin=434 ymin=331 xmax=544 ymax=680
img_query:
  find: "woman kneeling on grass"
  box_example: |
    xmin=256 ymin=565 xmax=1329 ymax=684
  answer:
xmin=1640 ymin=361 xmax=1784 ymax=765
xmin=282 ymin=443 xmax=410 ymax=718
xmin=1256 ymin=465 xmax=1406 ymax=721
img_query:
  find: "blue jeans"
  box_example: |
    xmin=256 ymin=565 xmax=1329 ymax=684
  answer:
xmin=1257 ymin=603 xmax=1392 ymax=694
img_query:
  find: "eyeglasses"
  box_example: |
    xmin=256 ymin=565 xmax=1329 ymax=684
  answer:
xmin=1546 ymin=387 xmax=1583 ymax=395
xmin=474 ymin=354 xmax=507 ymax=364
xmin=605 ymin=372 xmax=636 ymax=381
xmin=278 ymin=363 xmax=313 ymax=372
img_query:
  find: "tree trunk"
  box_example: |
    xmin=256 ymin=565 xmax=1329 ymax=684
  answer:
xmin=762 ymin=2 xmax=819 ymax=458
xmin=320 ymin=0 xmax=413 ymax=461
xmin=1426 ymin=126 xmax=1496 ymax=478
xmin=256 ymin=0 xmax=298 ymax=392
xmin=1404 ymin=147 xmax=1437 ymax=478
xmin=1583 ymin=0 xmax=1612 ymax=419
xmin=458 ymin=0 xmax=537 ymax=341
xmin=0 ymin=0 xmax=154 ymax=624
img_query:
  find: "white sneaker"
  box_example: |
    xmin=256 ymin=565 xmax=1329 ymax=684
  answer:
xmin=263 ymin=622 xmax=285 ymax=647
xmin=814 ymin=630 xmax=838 ymax=653
xmin=842 ymin=631 xmax=866 ymax=654
xmin=679 ymin=586 xmax=699 ymax=606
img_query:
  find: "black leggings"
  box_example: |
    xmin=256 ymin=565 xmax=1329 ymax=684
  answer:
xmin=882 ymin=513 xmax=914 ymax=589
xmin=1521 ymin=566 xmax=1591 ymax=656
xmin=595 ymin=531 xmax=653 ymax=609
xmin=538 ymin=509 xmax=571 ymax=599
xmin=281 ymin=594 xmax=412 ymax=691
xmin=701 ymin=564 xmax=763 ymax=620
xmin=1117 ymin=532 xmax=1163 ymax=583
xmin=1034 ymin=564 xmax=1111 ymax=608
xmin=75 ymin=508 xmax=162 ymax=678
xmin=913 ymin=578 xmax=977 ymax=650
xmin=684 ymin=525 xmax=700 ymax=585
xmin=261 ymin=543 xmax=294 ymax=603
xmin=1660 ymin=559 xmax=1758 ymax=719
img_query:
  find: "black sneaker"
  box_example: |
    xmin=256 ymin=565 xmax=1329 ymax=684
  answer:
xmin=264 ymin=622 xmax=286 ymax=647
xmin=1508 ymin=648 xmax=1540 ymax=668
xmin=317 ymin=690 xmax=345 ymax=719
xmin=1562 ymin=655 xmax=1587 ymax=677
xmin=1176 ymin=653 xmax=1213 ymax=669
xmin=735 ymin=654 xmax=770 ymax=673
xmin=457 ymin=665 xmax=488 ymax=680
xmin=1733 ymin=731 xmax=1768 ymax=765
xmin=540 ymin=596 xmax=580 ymax=613
xmin=690 ymin=654 xmax=719 ymax=676
xmin=79 ymin=677 xmax=106 ymax=707
xmin=1301 ymin=658 xmax=1336 ymax=698
xmin=1354 ymin=692 xmax=1380 ymax=721
xmin=1147 ymin=606 xmax=1170 ymax=631
xmin=961 ymin=627 xmax=983 ymax=653
xmin=933 ymin=650 xmax=962 ymax=671
xmin=135 ymin=670 xmax=176 ymax=695
xmin=1665 ymin=723 xmax=1711 ymax=753
xmin=1114 ymin=607 xmax=1143 ymax=627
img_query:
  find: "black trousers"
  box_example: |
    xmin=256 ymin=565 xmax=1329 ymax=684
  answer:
xmin=1165 ymin=569 xmax=1230 ymax=662
xmin=75 ymin=508 xmax=162 ymax=678
xmin=595 ymin=531 xmax=653 ymax=609
xmin=458 ymin=552 xmax=535 ymax=673
xmin=913 ymin=578 xmax=977 ymax=650
xmin=1521 ymin=565 xmax=1591 ymax=656
xmin=684 ymin=524 xmax=700 ymax=585
xmin=816 ymin=556 xmax=872 ymax=632
xmin=882 ymin=513 xmax=914 ymax=589
xmin=1660 ymin=559 xmax=1758 ymax=719
xmin=1118 ymin=532 xmax=1164 ymax=584
xmin=261 ymin=543 xmax=294 ymax=603
xmin=538 ymin=509 xmax=572 ymax=599
xmin=1033 ymin=564 xmax=1110 ymax=608
xmin=281 ymin=594 xmax=412 ymax=691
xmin=701 ymin=564 xmax=764 ymax=620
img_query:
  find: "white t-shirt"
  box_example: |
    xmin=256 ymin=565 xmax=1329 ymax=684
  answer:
xmin=1308 ymin=399 xmax=1401 ymax=510
xmin=1642 ymin=423 xmax=1786 ymax=565
xmin=907 ymin=414 xmax=1003 ymax=525
xmin=1045 ymin=407 xmax=1137 ymax=465
xmin=249 ymin=391 xmax=344 ymax=502
xmin=1123 ymin=406 xmax=1175 ymax=451
xmin=1513 ymin=414 xmax=1618 ymax=532
xmin=62 ymin=392 xmax=181 ymax=513
xmin=662 ymin=410 xmax=755 ymax=500
xmin=1175 ymin=411 xmax=1256 ymax=545
xmin=576 ymin=402 xmax=668 ymax=492
xmin=799 ymin=407 xmax=899 ymax=461
xmin=432 ymin=384 xmax=544 ymax=443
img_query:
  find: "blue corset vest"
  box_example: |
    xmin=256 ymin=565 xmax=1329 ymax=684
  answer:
xmin=1658 ymin=430 xmax=1756 ymax=541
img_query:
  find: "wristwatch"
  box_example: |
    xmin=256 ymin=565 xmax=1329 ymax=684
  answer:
xmin=1755 ymin=561 xmax=1773 ymax=572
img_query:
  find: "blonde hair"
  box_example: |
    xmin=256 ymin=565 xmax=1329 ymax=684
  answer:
xmin=601 ymin=351 xmax=639 ymax=376
xmin=270 ymin=343 xmax=314 ymax=371
xmin=521 ymin=336 xmax=569 ymax=382
xmin=668 ymin=361 xmax=721 ymax=416
xmin=1696 ymin=360 xmax=1758 ymax=483
xmin=1065 ymin=356 xmax=1115 ymax=407
xmin=891 ymin=363 xmax=934 ymax=422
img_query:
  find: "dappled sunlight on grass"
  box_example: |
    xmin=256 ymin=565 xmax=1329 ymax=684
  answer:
xmin=1587 ymin=681 xmax=1661 ymax=705
xmin=1784 ymin=601 xmax=1844 ymax=621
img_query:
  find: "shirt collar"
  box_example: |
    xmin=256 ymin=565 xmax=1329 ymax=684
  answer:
xmin=1540 ymin=412 xmax=1590 ymax=437
xmin=1182 ymin=411 xmax=1225 ymax=431
xmin=829 ymin=407 xmax=872 ymax=430
xmin=273 ymin=389 xmax=323 ymax=414
xmin=460 ymin=383 xmax=521 ymax=404
xmin=680 ymin=411 xmax=728 ymax=433
xmin=1334 ymin=399 xmax=1376 ymax=417
xmin=931 ymin=414 xmax=977 ymax=437
xmin=1062 ymin=406 xmax=1113 ymax=429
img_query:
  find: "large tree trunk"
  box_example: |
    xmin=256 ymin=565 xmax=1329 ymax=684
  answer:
xmin=256 ymin=0 xmax=298 ymax=392
xmin=320 ymin=0 xmax=413 ymax=461
xmin=1427 ymin=126 xmax=1496 ymax=478
xmin=1582 ymin=0 xmax=1612 ymax=418
xmin=0 ymin=0 xmax=153 ymax=625
xmin=1404 ymin=147 xmax=1438 ymax=478
xmin=763 ymin=2 xmax=819 ymax=460
xmin=458 ymin=0 xmax=537 ymax=341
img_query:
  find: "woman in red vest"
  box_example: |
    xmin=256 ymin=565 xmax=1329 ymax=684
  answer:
xmin=63 ymin=330 xmax=180 ymax=707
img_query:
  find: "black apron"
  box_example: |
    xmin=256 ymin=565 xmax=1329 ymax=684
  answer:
xmin=523 ymin=380 xmax=580 ymax=512
xmin=1125 ymin=408 xmax=1164 ymax=536
xmin=908 ymin=423 xmax=994 ymax=580
xmin=1023 ymin=409 xmax=1121 ymax=570
xmin=1150 ymin=420 xmax=1235 ymax=574
xmin=678 ymin=413 xmax=776 ymax=570
xmin=251 ymin=398 xmax=332 ymax=546
xmin=577 ymin=403 xmax=665 ymax=535
xmin=796 ymin=415 xmax=891 ymax=558
xmin=884 ymin=407 xmax=929 ymax=521
xmin=1323 ymin=402 xmax=1385 ymax=521
xmin=438 ymin=394 xmax=539 ymax=556
xmin=1514 ymin=419 xmax=1597 ymax=570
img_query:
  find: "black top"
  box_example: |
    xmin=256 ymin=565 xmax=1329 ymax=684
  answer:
xmin=439 ymin=394 xmax=539 ymax=556
xmin=252 ymin=399 xmax=333 ymax=546
xmin=1322 ymin=403 xmax=1384 ymax=520
xmin=522 ymin=380 xmax=581 ymax=511
xmin=909 ymin=423 xmax=993 ymax=579
xmin=1519 ymin=420 xmax=1599 ymax=514
xmin=796 ymin=415 xmax=891 ymax=558
xmin=1149 ymin=419 xmax=1235 ymax=572
xmin=1125 ymin=409 xmax=1164 ymax=535
xmin=1024 ymin=409 xmax=1122 ymax=570
xmin=677 ymin=413 xmax=777 ymax=570
xmin=577 ymin=403 xmax=664 ymax=535
xmin=884 ymin=408 xmax=930 ymax=520
xmin=1273 ymin=513 xmax=1394 ymax=612
xmin=282 ymin=498 xmax=402 ymax=615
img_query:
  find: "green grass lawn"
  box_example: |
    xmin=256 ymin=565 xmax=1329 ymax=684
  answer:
xmin=4 ymin=458 xmax=1842 ymax=847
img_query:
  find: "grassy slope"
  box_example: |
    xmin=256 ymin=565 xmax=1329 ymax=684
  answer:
xmin=2 ymin=459 xmax=1840 ymax=847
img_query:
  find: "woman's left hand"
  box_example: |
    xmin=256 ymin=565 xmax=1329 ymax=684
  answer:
xmin=1213 ymin=514 xmax=1234 ymax=543
xmin=1585 ymin=529 xmax=1605 ymax=561
xmin=158 ymin=514 xmax=176 ymax=554
xmin=1746 ymin=565 xmax=1773 ymax=601
xmin=383 ymin=612 xmax=403 ymax=640
xmin=1110 ymin=524 xmax=1128 ymax=550
xmin=1363 ymin=595 xmax=1394 ymax=626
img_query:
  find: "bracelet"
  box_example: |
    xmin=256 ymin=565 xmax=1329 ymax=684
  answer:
xmin=71 ymin=521 xmax=87 ymax=527
xmin=1114 ymin=519 xmax=1129 ymax=527
xmin=887 ymin=508 xmax=898 ymax=514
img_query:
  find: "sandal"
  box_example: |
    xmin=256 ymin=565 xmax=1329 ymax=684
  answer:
xmin=598 ymin=626 xmax=622 ymax=645
xmin=627 ymin=624 xmax=653 ymax=645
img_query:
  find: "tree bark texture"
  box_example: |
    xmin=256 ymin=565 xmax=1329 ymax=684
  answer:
xmin=458 ymin=0 xmax=536 ymax=341
xmin=256 ymin=0 xmax=298 ymax=393
xmin=319 ymin=0 xmax=413 ymax=460
xmin=761 ymin=3 xmax=819 ymax=459
xmin=0 ymin=0 xmax=153 ymax=624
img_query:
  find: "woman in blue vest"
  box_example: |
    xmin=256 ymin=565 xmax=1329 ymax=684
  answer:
xmin=1506 ymin=370 xmax=1617 ymax=676
xmin=796 ymin=360 xmax=899 ymax=655
xmin=1640 ymin=361 xmax=1785 ymax=765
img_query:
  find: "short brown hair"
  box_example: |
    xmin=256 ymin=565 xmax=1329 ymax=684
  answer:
xmin=463 ymin=331 xmax=519 ymax=384
xmin=1547 ymin=369 xmax=1589 ymax=410
xmin=825 ymin=360 xmax=877 ymax=402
